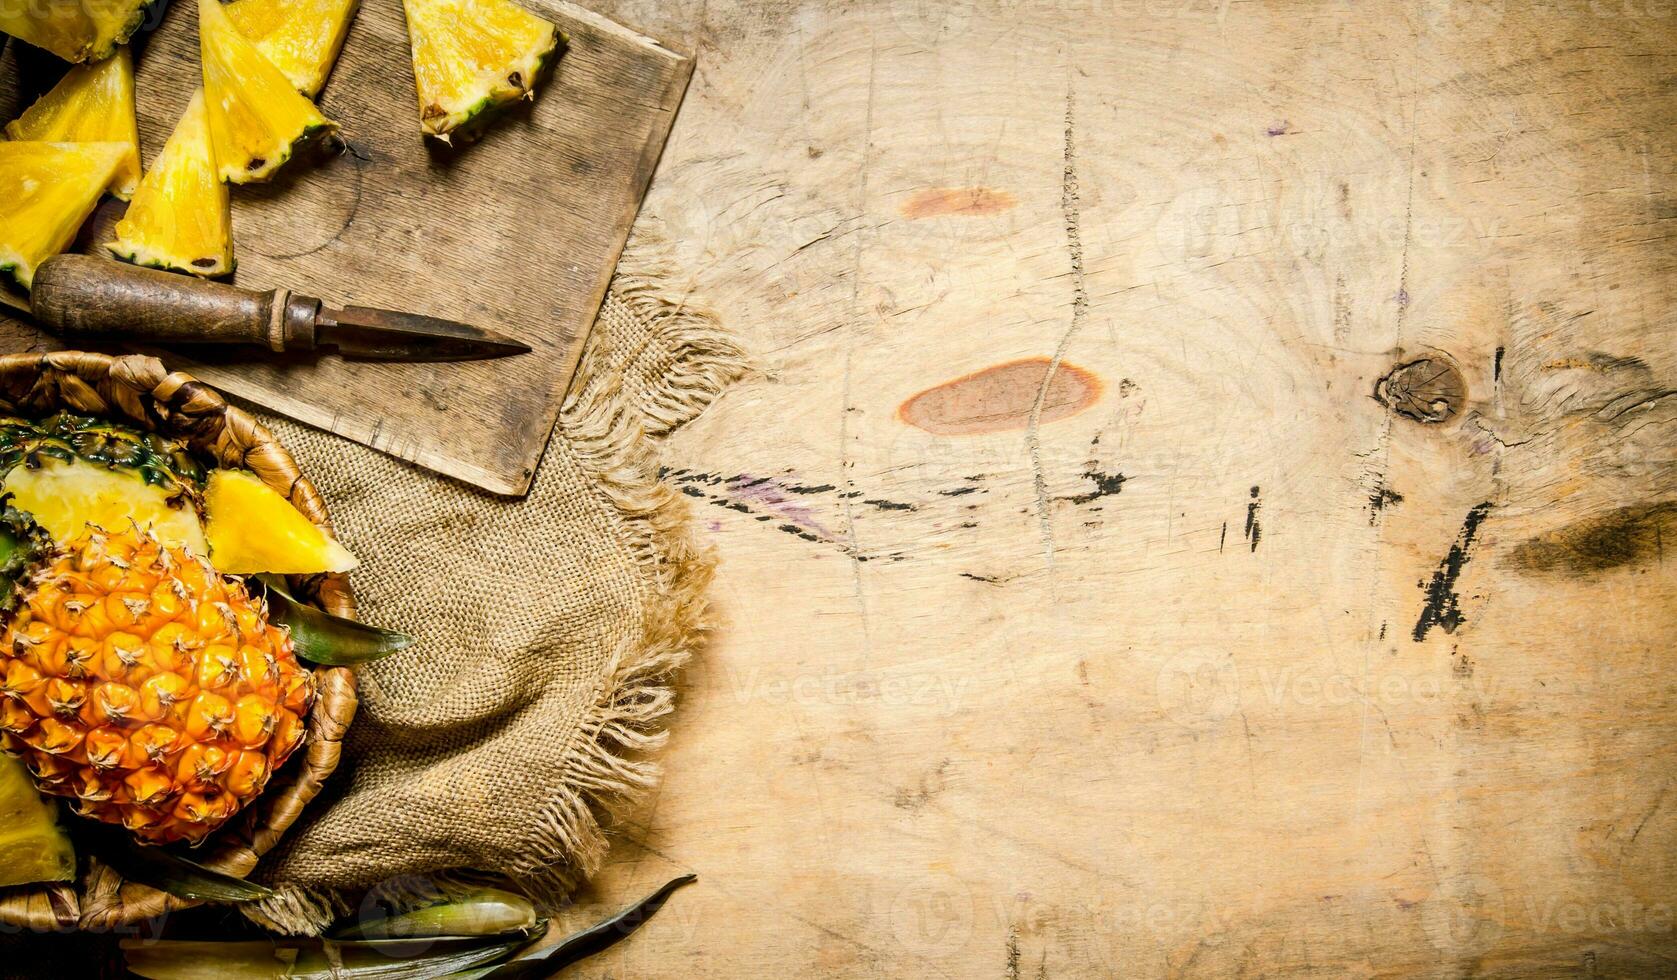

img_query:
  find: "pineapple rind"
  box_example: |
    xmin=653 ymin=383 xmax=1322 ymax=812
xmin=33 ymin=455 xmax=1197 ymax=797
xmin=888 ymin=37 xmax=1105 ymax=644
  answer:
xmin=0 ymin=412 xmax=206 ymax=496
xmin=198 ymin=0 xmax=338 ymax=184
xmin=427 ymin=34 xmax=564 ymax=143
xmin=4 ymin=47 xmax=143 ymax=200
xmin=0 ymin=525 xmax=317 ymax=845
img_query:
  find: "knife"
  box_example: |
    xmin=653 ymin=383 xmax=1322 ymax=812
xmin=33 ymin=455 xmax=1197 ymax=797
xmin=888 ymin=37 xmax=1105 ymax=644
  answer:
xmin=23 ymin=254 xmax=531 ymax=362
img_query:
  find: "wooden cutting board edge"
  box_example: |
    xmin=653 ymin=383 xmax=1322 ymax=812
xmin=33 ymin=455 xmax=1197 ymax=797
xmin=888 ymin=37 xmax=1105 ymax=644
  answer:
xmin=0 ymin=4 xmax=697 ymax=499
xmin=198 ymin=20 xmax=696 ymax=497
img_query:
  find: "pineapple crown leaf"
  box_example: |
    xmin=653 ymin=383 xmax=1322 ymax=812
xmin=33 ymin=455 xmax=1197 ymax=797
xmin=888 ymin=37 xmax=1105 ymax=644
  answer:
xmin=0 ymin=413 xmax=209 ymax=499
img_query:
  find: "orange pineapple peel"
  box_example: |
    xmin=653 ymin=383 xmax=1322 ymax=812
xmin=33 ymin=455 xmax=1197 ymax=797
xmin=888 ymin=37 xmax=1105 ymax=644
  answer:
xmin=0 ymin=525 xmax=315 ymax=845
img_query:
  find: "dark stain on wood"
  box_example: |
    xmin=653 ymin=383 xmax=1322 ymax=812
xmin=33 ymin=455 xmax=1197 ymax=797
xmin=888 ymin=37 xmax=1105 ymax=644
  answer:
xmin=898 ymin=357 xmax=1100 ymax=435
xmin=864 ymin=498 xmax=916 ymax=512
xmin=1369 ymin=484 xmax=1404 ymax=523
xmin=899 ymin=186 xmax=1018 ymax=219
xmin=1244 ymin=486 xmax=1262 ymax=552
xmin=1413 ymin=502 xmax=1493 ymax=641
xmin=1374 ymin=357 xmax=1467 ymax=423
xmin=1065 ymin=469 xmax=1126 ymax=505
xmin=1506 ymin=501 xmax=1676 ymax=576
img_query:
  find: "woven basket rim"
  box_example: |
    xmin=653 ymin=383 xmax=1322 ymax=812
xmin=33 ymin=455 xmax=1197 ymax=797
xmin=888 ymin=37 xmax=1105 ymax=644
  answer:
xmin=0 ymin=351 xmax=358 ymax=931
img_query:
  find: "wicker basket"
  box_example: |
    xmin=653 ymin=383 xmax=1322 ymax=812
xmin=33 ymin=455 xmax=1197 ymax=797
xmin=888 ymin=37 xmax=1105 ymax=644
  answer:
xmin=0 ymin=351 xmax=358 ymax=931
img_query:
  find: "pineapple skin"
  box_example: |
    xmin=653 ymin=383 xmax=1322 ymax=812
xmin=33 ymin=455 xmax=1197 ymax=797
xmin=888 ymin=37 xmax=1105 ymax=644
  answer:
xmin=0 ymin=412 xmax=206 ymax=498
xmin=0 ymin=525 xmax=316 ymax=845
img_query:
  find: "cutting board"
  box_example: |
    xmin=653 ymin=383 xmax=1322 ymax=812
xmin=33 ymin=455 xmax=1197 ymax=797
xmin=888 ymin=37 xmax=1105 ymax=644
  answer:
xmin=0 ymin=0 xmax=692 ymax=496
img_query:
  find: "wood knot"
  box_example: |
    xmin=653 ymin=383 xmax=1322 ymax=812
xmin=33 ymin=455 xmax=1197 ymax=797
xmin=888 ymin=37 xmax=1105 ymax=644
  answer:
xmin=1375 ymin=357 xmax=1466 ymax=423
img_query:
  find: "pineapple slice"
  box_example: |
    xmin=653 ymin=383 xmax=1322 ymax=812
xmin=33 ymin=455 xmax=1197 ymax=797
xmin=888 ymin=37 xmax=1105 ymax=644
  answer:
xmin=197 ymin=0 xmax=336 ymax=184
xmin=0 ymin=755 xmax=75 ymax=888
xmin=0 ymin=141 xmax=128 ymax=291
xmin=0 ymin=0 xmax=152 ymax=64
xmin=107 ymin=90 xmax=234 ymax=277
xmin=400 ymin=0 xmax=561 ymax=142
xmin=5 ymin=47 xmax=142 ymax=200
xmin=226 ymin=0 xmax=359 ymax=99
xmin=2 ymin=455 xmax=209 ymax=555
xmin=205 ymin=469 xmax=357 ymax=574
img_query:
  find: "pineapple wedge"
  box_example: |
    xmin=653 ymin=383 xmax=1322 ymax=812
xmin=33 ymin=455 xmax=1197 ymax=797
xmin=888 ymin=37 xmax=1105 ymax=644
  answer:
xmin=108 ymin=90 xmax=234 ymax=276
xmin=400 ymin=0 xmax=561 ymax=143
xmin=0 ymin=0 xmax=153 ymax=64
xmin=198 ymin=0 xmax=336 ymax=184
xmin=226 ymin=0 xmax=359 ymax=99
xmin=5 ymin=46 xmax=142 ymax=200
xmin=0 ymin=755 xmax=75 ymax=888
xmin=0 ymin=141 xmax=128 ymax=291
xmin=205 ymin=469 xmax=357 ymax=574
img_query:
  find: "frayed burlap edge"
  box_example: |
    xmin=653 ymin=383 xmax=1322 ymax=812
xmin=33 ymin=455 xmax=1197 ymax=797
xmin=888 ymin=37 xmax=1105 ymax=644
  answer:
xmin=244 ymin=262 xmax=746 ymax=933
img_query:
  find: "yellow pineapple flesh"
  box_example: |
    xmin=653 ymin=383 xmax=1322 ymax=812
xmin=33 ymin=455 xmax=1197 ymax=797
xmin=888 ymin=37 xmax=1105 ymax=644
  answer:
xmin=108 ymin=90 xmax=234 ymax=277
xmin=226 ymin=0 xmax=359 ymax=99
xmin=204 ymin=469 xmax=356 ymax=575
xmin=3 ymin=457 xmax=209 ymax=556
xmin=5 ymin=46 xmax=141 ymax=200
xmin=0 ymin=141 xmax=129 ymax=291
xmin=0 ymin=753 xmax=76 ymax=887
xmin=0 ymin=525 xmax=316 ymax=845
xmin=0 ymin=0 xmax=152 ymax=64
xmin=401 ymin=0 xmax=561 ymax=142
xmin=197 ymin=0 xmax=336 ymax=184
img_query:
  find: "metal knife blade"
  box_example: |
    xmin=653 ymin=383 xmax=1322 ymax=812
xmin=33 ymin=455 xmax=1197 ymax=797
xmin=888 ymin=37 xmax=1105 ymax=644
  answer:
xmin=317 ymin=305 xmax=533 ymax=362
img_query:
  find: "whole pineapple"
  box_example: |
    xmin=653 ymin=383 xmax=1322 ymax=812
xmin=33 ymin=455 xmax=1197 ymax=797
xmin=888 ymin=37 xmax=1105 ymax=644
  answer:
xmin=0 ymin=513 xmax=314 ymax=844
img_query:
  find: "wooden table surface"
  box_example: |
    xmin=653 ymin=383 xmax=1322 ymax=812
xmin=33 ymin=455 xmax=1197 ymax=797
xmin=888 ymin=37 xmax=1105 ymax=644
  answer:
xmin=543 ymin=1 xmax=1677 ymax=977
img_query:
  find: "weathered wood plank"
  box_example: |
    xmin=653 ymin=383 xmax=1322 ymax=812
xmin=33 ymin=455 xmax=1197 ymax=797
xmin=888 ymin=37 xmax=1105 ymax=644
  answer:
xmin=563 ymin=1 xmax=1677 ymax=976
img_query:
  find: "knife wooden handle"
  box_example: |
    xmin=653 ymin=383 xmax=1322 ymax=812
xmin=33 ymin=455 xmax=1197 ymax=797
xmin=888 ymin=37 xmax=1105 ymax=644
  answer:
xmin=30 ymin=255 xmax=322 ymax=351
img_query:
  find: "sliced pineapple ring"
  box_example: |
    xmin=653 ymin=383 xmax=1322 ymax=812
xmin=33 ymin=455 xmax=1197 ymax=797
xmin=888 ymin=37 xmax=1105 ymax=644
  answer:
xmin=0 ymin=0 xmax=152 ymax=64
xmin=5 ymin=46 xmax=142 ymax=200
xmin=198 ymin=0 xmax=337 ymax=184
xmin=0 ymin=755 xmax=75 ymax=888
xmin=108 ymin=90 xmax=234 ymax=277
xmin=401 ymin=0 xmax=561 ymax=142
xmin=226 ymin=0 xmax=360 ymax=99
xmin=205 ymin=469 xmax=357 ymax=575
xmin=3 ymin=456 xmax=209 ymax=555
xmin=0 ymin=141 xmax=129 ymax=291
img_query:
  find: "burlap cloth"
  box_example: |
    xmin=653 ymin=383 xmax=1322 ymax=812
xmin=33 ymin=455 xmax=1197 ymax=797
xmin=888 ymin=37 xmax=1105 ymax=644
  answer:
xmin=240 ymin=254 xmax=745 ymax=934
